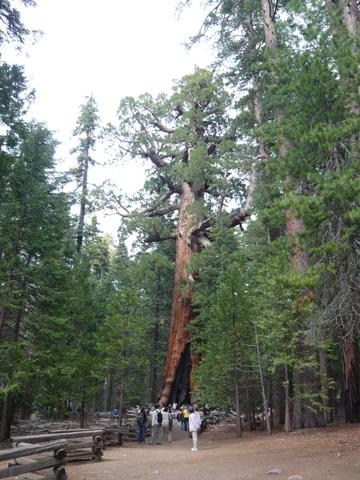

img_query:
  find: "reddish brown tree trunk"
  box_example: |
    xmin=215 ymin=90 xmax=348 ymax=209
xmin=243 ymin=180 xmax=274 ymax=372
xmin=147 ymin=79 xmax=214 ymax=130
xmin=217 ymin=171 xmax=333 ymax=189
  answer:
xmin=159 ymin=182 xmax=199 ymax=406
xmin=341 ymin=337 xmax=360 ymax=422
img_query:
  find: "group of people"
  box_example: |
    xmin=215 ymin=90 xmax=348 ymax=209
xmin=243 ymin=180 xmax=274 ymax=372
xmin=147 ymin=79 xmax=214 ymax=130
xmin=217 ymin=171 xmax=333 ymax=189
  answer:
xmin=136 ymin=404 xmax=202 ymax=451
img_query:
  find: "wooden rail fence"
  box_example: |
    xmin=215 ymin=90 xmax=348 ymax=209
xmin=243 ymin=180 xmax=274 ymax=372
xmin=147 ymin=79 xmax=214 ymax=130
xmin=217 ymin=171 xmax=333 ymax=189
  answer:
xmin=0 ymin=439 xmax=68 ymax=480
xmin=0 ymin=424 xmax=138 ymax=480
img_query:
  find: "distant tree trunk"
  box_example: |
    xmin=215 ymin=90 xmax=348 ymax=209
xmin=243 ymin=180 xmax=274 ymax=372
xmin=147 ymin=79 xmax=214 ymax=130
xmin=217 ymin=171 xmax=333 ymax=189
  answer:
xmin=0 ymin=306 xmax=6 ymax=340
xmin=256 ymin=332 xmax=271 ymax=435
xmin=76 ymin=154 xmax=88 ymax=254
xmin=242 ymin=9 xmax=270 ymax=211
xmin=293 ymin=361 xmax=325 ymax=428
xmin=148 ymin=325 xmax=159 ymax=403
xmin=0 ymin=302 xmax=26 ymax=440
xmin=341 ymin=337 xmax=360 ymax=422
xmin=159 ymin=182 xmax=200 ymax=406
xmin=244 ymin=375 xmax=252 ymax=431
xmin=284 ymin=363 xmax=291 ymax=433
xmin=234 ymin=369 xmax=243 ymax=437
xmin=287 ymin=214 xmax=325 ymax=429
xmin=0 ymin=394 xmax=13 ymax=442
xmin=79 ymin=396 xmax=86 ymax=428
xmin=149 ymin=276 xmax=161 ymax=403
xmin=0 ymin=224 xmax=23 ymax=340
xmin=105 ymin=375 xmax=113 ymax=411
xmin=319 ymin=348 xmax=329 ymax=425
xmin=117 ymin=369 xmax=125 ymax=426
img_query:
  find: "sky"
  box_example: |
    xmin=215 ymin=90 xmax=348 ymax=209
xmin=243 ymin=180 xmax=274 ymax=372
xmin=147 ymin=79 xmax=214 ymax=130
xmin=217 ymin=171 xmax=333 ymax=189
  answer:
xmin=3 ymin=0 xmax=214 ymax=238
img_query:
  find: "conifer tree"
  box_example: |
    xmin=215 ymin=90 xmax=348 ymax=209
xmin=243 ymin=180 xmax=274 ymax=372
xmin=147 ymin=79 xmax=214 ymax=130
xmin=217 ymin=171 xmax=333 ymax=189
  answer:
xmin=0 ymin=121 xmax=71 ymax=440
xmin=109 ymin=69 xmax=245 ymax=405
xmin=72 ymin=95 xmax=99 ymax=254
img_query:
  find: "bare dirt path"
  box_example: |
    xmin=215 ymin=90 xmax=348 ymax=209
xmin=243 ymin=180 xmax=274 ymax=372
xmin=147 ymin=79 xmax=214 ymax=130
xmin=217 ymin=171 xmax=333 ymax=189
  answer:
xmin=67 ymin=423 xmax=360 ymax=480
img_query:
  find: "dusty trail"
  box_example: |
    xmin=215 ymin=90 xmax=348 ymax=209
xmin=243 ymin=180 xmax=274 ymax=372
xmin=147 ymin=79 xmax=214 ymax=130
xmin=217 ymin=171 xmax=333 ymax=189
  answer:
xmin=67 ymin=423 xmax=360 ymax=480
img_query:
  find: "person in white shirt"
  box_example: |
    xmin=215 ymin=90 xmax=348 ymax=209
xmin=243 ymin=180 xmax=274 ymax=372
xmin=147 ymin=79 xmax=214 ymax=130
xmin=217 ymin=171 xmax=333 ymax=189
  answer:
xmin=188 ymin=405 xmax=201 ymax=451
xmin=161 ymin=406 xmax=172 ymax=443
xmin=150 ymin=405 xmax=163 ymax=445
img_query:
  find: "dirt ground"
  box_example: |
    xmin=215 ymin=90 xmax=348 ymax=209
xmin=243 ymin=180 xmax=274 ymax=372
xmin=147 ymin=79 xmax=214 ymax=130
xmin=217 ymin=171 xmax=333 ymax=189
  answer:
xmin=65 ymin=423 xmax=360 ymax=480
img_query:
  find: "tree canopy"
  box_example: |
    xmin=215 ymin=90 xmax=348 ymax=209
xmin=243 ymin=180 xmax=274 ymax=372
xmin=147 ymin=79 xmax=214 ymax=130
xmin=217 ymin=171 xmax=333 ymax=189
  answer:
xmin=0 ymin=0 xmax=359 ymax=439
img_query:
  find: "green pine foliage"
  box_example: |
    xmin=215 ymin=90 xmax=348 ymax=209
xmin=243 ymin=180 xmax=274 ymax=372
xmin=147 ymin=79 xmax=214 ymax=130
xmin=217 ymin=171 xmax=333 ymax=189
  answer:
xmin=1 ymin=0 xmax=359 ymax=436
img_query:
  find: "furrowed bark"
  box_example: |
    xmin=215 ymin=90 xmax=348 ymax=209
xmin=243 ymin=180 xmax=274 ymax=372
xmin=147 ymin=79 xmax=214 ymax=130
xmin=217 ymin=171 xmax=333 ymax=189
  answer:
xmin=341 ymin=337 xmax=360 ymax=422
xmin=158 ymin=182 xmax=200 ymax=406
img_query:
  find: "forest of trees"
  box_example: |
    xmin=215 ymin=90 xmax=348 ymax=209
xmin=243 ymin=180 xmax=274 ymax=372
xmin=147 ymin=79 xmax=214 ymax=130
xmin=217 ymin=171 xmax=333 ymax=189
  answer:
xmin=0 ymin=0 xmax=359 ymax=441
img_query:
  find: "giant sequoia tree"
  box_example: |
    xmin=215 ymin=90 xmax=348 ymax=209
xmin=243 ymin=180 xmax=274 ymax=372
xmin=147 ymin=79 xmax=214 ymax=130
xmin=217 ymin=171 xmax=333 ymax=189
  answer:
xmin=110 ymin=69 xmax=246 ymax=405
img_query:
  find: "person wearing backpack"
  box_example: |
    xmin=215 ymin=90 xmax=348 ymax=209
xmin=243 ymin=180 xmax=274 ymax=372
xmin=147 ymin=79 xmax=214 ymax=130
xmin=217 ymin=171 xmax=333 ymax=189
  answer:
xmin=150 ymin=404 xmax=163 ymax=445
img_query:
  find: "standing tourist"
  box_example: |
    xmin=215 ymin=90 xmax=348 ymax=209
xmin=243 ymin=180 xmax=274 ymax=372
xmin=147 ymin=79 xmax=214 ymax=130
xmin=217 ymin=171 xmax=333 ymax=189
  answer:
xmin=150 ymin=404 xmax=163 ymax=445
xmin=179 ymin=406 xmax=185 ymax=430
xmin=183 ymin=405 xmax=190 ymax=432
xmin=137 ymin=407 xmax=147 ymax=443
xmin=161 ymin=406 xmax=172 ymax=443
xmin=189 ymin=405 xmax=201 ymax=451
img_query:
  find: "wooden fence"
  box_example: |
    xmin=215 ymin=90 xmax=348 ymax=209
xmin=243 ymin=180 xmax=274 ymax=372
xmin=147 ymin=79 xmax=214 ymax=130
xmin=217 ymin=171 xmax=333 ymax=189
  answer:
xmin=0 ymin=439 xmax=68 ymax=480
xmin=0 ymin=423 xmax=143 ymax=480
xmin=12 ymin=430 xmax=105 ymax=462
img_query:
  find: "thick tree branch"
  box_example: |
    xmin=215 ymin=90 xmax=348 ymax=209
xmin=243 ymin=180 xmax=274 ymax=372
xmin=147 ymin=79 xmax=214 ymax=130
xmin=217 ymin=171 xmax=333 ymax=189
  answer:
xmin=107 ymin=191 xmax=131 ymax=217
xmin=146 ymin=149 xmax=169 ymax=167
xmin=147 ymin=203 xmax=180 ymax=217
xmin=272 ymin=0 xmax=280 ymax=20
xmin=153 ymin=121 xmax=176 ymax=134
xmin=159 ymin=174 xmax=182 ymax=194
xmin=190 ymin=208 xmax=248 ymax=239
xmin=141 ymin=104 xmax=177 ymax=133
xmin=188 ymin=1 xmax=222 ymax=41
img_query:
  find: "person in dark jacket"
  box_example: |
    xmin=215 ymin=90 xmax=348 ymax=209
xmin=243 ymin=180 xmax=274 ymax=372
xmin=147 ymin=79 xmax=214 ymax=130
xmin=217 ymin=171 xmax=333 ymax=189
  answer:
xmin=137 ymin=407 xmax=147 ymax=443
